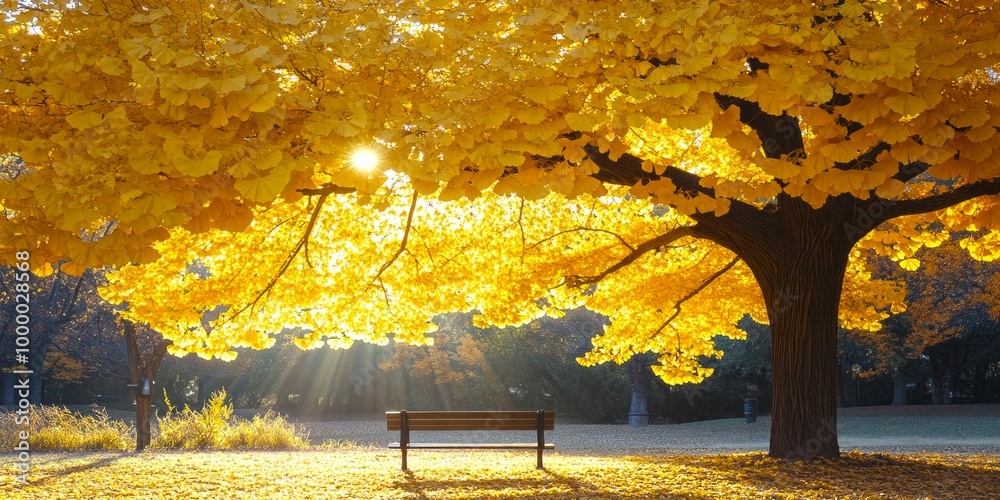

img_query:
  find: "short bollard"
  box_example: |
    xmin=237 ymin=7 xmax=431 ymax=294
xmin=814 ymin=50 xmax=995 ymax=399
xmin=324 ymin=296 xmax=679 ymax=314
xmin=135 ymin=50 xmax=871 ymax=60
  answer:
xmin=744 ymin=398 xmax=757 ymax=424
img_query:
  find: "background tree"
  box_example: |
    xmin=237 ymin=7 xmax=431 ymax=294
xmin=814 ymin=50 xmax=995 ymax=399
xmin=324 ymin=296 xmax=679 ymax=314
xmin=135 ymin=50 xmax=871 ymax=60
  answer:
xmin=379 ymin=314 xmax=490 ymax=411
xmin=4 ymin=1 xmax=1000 ymax=458
xmin=849 ymin=240 xmax=999 ymax=404
xmin=0 ymin=266 xmax=109 ymax=403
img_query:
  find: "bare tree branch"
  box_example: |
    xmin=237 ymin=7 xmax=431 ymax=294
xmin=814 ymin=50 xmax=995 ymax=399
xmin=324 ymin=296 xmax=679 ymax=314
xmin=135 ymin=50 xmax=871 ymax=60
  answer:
xmin=566 ymin=225 xmax=700 ymax=287
xmin=650 ymin=256 xmax=742 ymax=338
xmin=298 ymin=183 xmax=356 ymax=196
xmin=230 ymin=193 xmax=330 ymax=319
xmin=370 ymin=189 xmax=419 ymax=285
xmin=529 ymin=227 xmax=636 ymax=252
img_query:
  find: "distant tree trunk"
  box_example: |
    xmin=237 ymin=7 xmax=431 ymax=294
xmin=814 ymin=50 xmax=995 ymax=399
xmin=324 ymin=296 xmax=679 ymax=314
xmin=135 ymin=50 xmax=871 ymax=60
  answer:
xmin=437 ymin=383 xmax=453 ymax=411
xmin=931 ymin=368 xmax=952 ymax=405
xmin=626 ymin=354 xmax=653 ymax=426
xmin=891 ymin=366 xmax=908 ymax=406
xmin=837 ymin=367 xmax=859 ymax=408
xmin=124 ymin=321 xmax=169 ymax=452
xmin=27 ymin=343 xmax=46 ymax=405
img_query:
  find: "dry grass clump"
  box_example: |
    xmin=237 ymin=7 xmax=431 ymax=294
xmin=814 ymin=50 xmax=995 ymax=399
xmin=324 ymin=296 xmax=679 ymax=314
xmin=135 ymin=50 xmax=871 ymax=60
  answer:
xmin=153 ymin=389 xmax=308 ymax=450
xmin=0 ymin=405 xmax=131 ymax=451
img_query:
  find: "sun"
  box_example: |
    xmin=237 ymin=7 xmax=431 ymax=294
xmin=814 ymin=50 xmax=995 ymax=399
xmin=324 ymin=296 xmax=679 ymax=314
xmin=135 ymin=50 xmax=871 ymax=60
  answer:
xmin=350 ymin=148 xmax=380 ymax=172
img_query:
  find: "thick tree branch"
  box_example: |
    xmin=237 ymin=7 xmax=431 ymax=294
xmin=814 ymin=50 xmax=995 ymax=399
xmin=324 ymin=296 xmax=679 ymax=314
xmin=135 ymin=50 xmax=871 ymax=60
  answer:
xmin=566 ymin=225 xmax=700 ymax=287
xmin=882 ymin=177 xmax=1000 ymax=220
xmin=583 ymin=144 xmax=712 ymax=196
xmin=581 ymin=143 xmax=768 ymax=241
xmin=713 ymin=94 xmax=805 ymax=159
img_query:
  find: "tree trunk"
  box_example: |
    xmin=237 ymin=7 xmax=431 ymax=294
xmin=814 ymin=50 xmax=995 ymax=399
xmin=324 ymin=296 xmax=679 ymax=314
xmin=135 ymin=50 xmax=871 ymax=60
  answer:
xmin=931 ymin=367 xmax=952 ymax=405
xmin=627 ymin=354 xmax=653 ymax=426
xmin=135 ymin=392 xmax=152 ymax=451
xmin=27 ymin=338 xmax=52 ymax=405
xmin=838 ymin=367 xmax=859 ymax=408
xmin=745 ymin=231 xmax=850 ymax=460
xmin=437 ymin=383 xmax=453 ymax=411
xmin=124 ymin=321 xmax=169 ymax=453
xmin=891 ymin=367 xmax=907 ymax=406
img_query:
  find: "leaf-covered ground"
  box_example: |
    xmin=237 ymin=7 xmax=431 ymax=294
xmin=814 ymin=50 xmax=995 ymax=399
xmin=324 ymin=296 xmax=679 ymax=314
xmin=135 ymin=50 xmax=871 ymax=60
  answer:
xmin=3 ymin=450 xmax=997 ymax=499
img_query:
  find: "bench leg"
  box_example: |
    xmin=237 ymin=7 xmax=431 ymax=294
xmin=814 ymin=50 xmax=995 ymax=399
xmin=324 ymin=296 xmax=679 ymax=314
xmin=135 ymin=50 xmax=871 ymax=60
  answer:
xmin=536 ymin=410 xmax=545 ymax=469
xmin=401 ymin=410 xmax=409 ymax=471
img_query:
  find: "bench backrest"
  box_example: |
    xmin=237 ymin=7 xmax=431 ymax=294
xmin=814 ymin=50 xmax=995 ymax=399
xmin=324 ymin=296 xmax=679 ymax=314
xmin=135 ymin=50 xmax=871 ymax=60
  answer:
xmin=386 ymin=411 xmax=555 ymax=431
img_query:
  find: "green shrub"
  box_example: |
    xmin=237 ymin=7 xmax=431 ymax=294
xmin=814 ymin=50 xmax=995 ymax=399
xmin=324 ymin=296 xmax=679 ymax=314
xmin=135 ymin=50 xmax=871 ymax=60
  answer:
xmin=0 ymin=405 xmax=132 ymax=451
xmin=153 ymin=389 xmax=308 ymax=450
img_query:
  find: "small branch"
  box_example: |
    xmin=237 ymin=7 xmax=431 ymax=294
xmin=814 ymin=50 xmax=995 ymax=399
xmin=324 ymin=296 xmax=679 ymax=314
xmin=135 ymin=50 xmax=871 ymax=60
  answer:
xmin=298 ymin=183 xmax=356 ymax=196
xmin=650 ymin=256 xmax=742 ymax=338
xmin=529 ymin=227 xmax=636 ymax=252
xmin=230 ymin=193 xmax=330 ymax=319
xmin=882 ymin=177 xmax=1000 ymax=220
xmin=370 ymin=189 xmax=419 ymax=285
xmin=566 ymin=226 xmax=699 ymax=287
xmin=891 ymin=161 xmax=931 ymax=184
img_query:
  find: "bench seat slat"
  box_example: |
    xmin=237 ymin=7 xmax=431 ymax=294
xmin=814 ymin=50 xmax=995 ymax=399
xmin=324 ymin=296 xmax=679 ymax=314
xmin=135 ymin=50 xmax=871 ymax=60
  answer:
xmin=388 ymin=416 xmax=553 ymax=422
xmin=389 ymin=442 xmax=555 ymax=450
xmin=387 ymin=411 xmax=548 ymax=417
xmin=388 ymin=416 xmax=554 ymax=422
xmin=387 ymin=423 xmax=553 ymax=431
xmin=388 ymin=426 xmax=544 ymax=431
xmin=387 ymin=412 xmax=554 ymax=431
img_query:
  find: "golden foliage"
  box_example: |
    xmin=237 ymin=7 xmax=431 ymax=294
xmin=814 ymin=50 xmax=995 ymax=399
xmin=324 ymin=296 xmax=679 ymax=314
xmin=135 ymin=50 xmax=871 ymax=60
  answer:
xmin=2 ymin=450 xmax=998 ymax=499
xmin=380 ymin=317 xmax=488 ymax=386
xmin=1 ymin=0 xmax=998 ymax=268
xmin=3 ymin=0 xmax=997 ymax=390
xmin=849 ymin=239 xmax=999 ymax=375
xmin=100 ymin=180 xmax=908 ymax=384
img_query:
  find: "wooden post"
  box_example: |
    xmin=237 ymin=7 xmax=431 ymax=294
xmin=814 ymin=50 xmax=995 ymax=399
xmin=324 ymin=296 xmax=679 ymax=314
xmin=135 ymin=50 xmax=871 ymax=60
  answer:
xmin=536 ymin=410 xmax=545 ymax=469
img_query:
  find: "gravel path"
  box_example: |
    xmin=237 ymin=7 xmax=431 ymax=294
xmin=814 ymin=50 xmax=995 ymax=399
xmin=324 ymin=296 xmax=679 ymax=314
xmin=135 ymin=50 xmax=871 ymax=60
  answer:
xmin=293 ymin=404 xmax=1000 ymax=455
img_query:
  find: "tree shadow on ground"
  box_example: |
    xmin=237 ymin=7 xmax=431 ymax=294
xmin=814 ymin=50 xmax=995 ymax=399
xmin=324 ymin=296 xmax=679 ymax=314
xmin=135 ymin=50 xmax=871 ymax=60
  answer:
xmin=390 ymin=469 xmax=597 ymax=499
xmin=626 ymin=452 xmax=1000 ymax=498
xmin=28 ymin=452 xmax=130 ymax=487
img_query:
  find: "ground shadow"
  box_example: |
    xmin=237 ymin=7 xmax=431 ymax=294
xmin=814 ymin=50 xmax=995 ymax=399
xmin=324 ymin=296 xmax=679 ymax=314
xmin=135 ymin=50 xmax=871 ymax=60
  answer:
xmin=28 ymin=452 xmax=130 ymax=487
xmin=390 ymin=469 xmax=598 ymax=499
xmin=624 ymin=452 xmax=1000 ymax=498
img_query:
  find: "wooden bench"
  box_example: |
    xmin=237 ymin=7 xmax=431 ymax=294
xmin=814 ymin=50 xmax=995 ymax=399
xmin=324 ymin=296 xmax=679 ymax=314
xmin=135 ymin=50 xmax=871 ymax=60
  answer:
xmin=386 ymin=410 xmax=555 ymax=470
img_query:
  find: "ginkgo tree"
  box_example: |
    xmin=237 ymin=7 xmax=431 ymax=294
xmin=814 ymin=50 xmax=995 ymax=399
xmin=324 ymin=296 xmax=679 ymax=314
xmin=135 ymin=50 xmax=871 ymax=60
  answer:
xmin=2 ymin=0 xmax=1000 ymax=459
